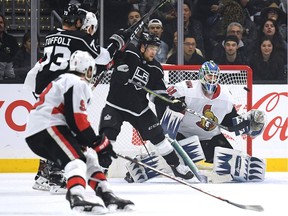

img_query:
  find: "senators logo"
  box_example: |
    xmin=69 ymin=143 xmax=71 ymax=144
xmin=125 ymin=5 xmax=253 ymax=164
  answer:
xmin=196 ymin=105 xmax=218 ymax=131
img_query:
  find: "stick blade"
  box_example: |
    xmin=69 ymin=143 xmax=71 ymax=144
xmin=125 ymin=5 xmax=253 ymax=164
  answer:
xmin=229 ymin=201 xmax=264 ymax=212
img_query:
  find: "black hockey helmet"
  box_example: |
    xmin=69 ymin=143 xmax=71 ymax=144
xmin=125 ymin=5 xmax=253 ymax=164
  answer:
xmin=62 ymin=4 xmax=79 ymax=25
xmin=139 ymin=32 xmax=161 ymax=47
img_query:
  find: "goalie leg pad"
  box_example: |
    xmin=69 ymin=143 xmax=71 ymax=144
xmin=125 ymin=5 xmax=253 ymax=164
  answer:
xmin=177 ymin=135 xmax=206 ymax=163
xmin=160 ymin=107 xmax=184 ymax=140
xmin=124 ymin=151 xmax=164 ymax=183
xmin=213 ymin=147 xmax=248 ymax=182
xmin=213 ymin=147 xmax=266 ymax=182
xmin=247 ymin=157 xmax=266 ymax=182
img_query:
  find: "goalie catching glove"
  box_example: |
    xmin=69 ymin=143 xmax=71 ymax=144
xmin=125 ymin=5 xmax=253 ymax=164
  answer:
xmin=246 ymin=109 xmax=267 ymax=137
xmin=92 ymin=134 xmax=117 ymax=168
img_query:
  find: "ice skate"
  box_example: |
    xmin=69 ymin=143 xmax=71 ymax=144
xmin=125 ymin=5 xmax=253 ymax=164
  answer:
xmin=49 ymin=170 xmax=67 ymax=194
xmin=96 ymin=187 xmax=135 ymax=211
xmin=170 ymin=164 xmax=194 ymax=180
xmin=32 ymin=159 xmax=50 ymax=191
xmin=66 ymin=189 xmax=107 ymax=214
xmin=32 ymin=176 xmax=50 ymax=191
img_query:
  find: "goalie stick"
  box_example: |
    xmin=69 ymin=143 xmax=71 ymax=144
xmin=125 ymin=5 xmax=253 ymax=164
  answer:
xmin=91 ymin=0 xmax=170 ymax=89
xmin=167 ymin=137 xmax=207 ymax=183
xmin=117 ymin=153 xmax=264 ymax=212
xmin=129 ymin=80 xmax=250 ymax=132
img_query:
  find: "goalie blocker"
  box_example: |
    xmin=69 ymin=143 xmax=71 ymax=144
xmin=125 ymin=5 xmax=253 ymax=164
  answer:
xmin=232 ymin=109 xmax=267 ymax=138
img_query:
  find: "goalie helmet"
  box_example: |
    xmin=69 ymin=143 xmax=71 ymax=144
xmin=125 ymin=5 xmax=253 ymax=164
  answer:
xmin=81 ymin=11 xmax=98 ymax=36
xmin=69 ymin=50 xmax=96 ymax=82
xmin=139 ymin=32 xmax=161 ymax=47
xmin=198 ymin=60 xmax=220 ymax=94
xmin=62 ymin=4 xmax=79 ymax=25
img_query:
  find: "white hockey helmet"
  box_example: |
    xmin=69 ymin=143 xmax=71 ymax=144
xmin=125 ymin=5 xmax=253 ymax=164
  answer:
xmin=198 ymin=60 xmax=220 ymax=94
xmin=81 ymin=11 xmax=98 ymax=36
xmin=69 ymin=50 xmax=96 ymax=82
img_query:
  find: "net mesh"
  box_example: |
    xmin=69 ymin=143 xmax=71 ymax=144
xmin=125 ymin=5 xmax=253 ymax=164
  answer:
xmin=88 ymin=65 xmax=252 ymax=177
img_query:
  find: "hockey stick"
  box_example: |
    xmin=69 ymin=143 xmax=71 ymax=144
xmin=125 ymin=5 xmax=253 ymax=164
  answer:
xmin=117 ymin=153 xmax=264 ymax=212
xmin=167 ymin=137 xmax=207 ymax=183
xmin=91 ymin=0 xmax=170 ymax=90
xmin=129 ymin=80 xmax=250 ymax=132
xmin=120 ymin=0 xmax=170 ymax=52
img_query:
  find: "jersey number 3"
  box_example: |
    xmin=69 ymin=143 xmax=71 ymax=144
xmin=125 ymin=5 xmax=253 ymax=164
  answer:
xmin=42 ymin=46 xmax=71 ymax=72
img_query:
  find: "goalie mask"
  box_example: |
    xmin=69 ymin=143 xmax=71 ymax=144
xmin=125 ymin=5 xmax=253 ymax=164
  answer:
xmin=198 ymin=60 xmax=220 ymax=95
xmin=81 ymin=11 xmax=98 ymax=36
xmin=69 ymin=50 xmax=96 ymax=82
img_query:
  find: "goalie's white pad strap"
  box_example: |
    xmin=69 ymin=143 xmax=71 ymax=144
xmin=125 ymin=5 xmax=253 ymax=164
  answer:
xmin=177 ymin=135 xmax=206 ymax=163
xmin=161 ymin=107 xmax=184 ymax=139
xmin=213 ymin=147 xmax=265 ymax=182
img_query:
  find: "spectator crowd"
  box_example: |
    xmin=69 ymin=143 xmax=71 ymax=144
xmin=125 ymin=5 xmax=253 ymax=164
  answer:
xmin=0 ymin=0 xmax=287 ymax=84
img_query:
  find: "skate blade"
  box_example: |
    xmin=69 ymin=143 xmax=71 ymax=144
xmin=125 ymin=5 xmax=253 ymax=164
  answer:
xmin=50 ymin=185 xmax=67 ymax=195
xmin=108 ymin=204 xmax=136 ymax=212
xmin=72 ymin=206 xmax=108 ymax=215
xmin=32 ymin=184 xmax=50 ymax=191
xmin=123 ymin=204 xmax=136 ymax=211
xmin=91 ymin=205 xmax=108 ymax=214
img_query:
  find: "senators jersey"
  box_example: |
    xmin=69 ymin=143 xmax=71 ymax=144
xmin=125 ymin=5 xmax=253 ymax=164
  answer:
xmin=28 ymin=28 xmax=115 ymax=94
xmin=168 ymin=80 xmax=237 ymax=140
xmin=25 ymin=73 xmax=97 ymax=145
xmin=106 ymin=44 xmax=166 ymax=116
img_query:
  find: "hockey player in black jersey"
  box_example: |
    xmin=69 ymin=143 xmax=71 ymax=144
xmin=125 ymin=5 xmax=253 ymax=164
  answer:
xmin=24 ymin=3 xmax=129 ymax=95
xmin=99 ymin=32 xmax=194 ymax=180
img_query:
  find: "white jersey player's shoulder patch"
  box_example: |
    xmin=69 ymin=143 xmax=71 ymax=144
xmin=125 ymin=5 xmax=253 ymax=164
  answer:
xmin=167 ymin=80 xmax=197 ymax=98
xmin=184 ymin=80 xmax=193 ymax=88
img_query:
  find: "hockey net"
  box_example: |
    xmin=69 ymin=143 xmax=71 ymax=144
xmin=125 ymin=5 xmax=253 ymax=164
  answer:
xmin=88 ymin=65 xmax=252 ymax=178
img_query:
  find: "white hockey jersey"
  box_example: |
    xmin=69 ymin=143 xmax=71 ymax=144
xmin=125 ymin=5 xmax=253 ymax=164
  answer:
xmin=25 ymin=73 xmax=93 ymax=138
xmin=168 ymin=80 xmax=235 ymax=140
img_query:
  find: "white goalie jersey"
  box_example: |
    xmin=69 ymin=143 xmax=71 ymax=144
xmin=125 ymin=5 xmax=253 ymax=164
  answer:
xmin=168 ymin=80 xmax=235 ymax=140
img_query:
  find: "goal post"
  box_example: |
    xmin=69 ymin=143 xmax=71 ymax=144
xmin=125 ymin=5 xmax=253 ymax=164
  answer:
xmin=88 ymin=65 xmax=253 ymax=178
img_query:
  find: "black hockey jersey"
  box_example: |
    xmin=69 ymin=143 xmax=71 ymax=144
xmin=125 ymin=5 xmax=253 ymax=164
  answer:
xmin=106 ymin=44 xmax=166 ymax=116
xmin=33 ymin=28 xmax=115 ymax=94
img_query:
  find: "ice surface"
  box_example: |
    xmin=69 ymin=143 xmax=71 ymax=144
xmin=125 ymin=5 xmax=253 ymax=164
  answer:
xmin=0 ymin=172 xmax=287 ymax=216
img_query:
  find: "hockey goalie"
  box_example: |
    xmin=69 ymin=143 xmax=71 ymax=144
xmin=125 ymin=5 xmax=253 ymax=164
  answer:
xmin=125 ymin=61 xmax=267 ymax=183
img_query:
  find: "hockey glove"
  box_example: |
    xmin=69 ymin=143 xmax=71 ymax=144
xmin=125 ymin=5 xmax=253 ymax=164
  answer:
xmin=109 ymin=28 xmax=132 ymax=51
xmin=246 ymin=109 xmax=267 ymax=138
xmin=169 ymin=97 xmax=187 ymax=113
xmin=93 ymin=134 xmax=117 ymax=168
xmin=114 ymin=64 xmax=129 ymax=84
